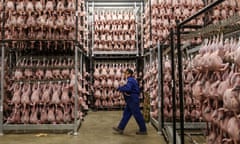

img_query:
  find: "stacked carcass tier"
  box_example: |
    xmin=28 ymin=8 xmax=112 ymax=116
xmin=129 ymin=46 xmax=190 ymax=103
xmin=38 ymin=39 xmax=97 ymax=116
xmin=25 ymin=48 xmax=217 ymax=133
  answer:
xmin=190 ymin=35 xmax=240 ymax=144
xmin=6 ymin=57 xmax=89 ymax=124
xmin=93 ymin=10 xmax=136 ymax=52
xmin=144 ymin=54 xmax=202 ymax=122
xmin=4 ymin=0 xmax=85 ymax=50
xmin=2 ymin=0 xmax=89 ymax=126
xmin=144 ymin=60 xmax=159 ymax=119
xmin=78 ymin=0 xmax=88 ymax=52
xmin=144 ymin=0 xmax=204 ymax=49
xmin=142 ymin=59 xmax=156 ymax=120
xmin=93 ymin=61 xmax=137 ymax=109
xmin=209 ymin=0 xmax=239 ymax=24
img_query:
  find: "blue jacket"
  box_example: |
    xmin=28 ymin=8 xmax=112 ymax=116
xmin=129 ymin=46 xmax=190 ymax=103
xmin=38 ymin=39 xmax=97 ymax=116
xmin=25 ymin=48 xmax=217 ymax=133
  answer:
xmin=117 ymin=77 xmax=140 ymax=103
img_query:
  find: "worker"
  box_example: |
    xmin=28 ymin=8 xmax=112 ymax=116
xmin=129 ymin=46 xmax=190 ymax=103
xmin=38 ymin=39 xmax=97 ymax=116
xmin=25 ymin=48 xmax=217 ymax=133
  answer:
xmin=113 ymin=68 xmax=147 ymax=135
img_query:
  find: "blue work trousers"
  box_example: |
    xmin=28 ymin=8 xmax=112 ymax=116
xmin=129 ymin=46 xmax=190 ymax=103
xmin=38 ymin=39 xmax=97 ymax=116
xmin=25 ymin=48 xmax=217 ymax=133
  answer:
xmin=117 ymin=101 xmax=147 ymax=132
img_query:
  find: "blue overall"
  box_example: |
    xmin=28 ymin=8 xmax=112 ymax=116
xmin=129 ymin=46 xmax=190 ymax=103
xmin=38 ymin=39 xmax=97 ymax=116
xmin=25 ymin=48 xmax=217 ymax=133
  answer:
xmin=117 ymin=77 xmax=147 ymax=132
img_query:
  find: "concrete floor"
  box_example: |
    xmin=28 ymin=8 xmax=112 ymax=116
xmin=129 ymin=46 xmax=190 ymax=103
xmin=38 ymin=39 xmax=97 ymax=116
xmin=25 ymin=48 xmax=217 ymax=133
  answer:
xmin=0 ymin=111 xmax=167 ymax=144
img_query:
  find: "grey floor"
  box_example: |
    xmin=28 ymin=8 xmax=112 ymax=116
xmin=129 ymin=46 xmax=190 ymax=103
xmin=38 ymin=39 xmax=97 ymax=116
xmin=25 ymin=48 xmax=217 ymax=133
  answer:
xmin=0 ymin=111 xmax=167 ymax=144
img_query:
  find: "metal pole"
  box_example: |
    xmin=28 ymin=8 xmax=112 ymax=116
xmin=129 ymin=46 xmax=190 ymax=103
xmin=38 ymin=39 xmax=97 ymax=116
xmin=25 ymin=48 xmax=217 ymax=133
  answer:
xmin=141 ymin=2 xmax=143 ymax=56
xmin=0 ymin=45 xmax=4 ymax=135
xmin=76 ymin=0 xmax=79 ymax=44
xmin=0 ymin=0 xmax=6 ymax=135
xmin=86 ymin=1 xmax=89 ymax=56
xmin=177 ymin=24 xmax=184 ymax=144
xmin=149 ymin=48 xmax=152 ymax=117
xmin=157 ymin=42 xmax=161 ymax=133
xmin=160 ymin=44 xmax=164 ymax=130
xmin=90 ymin=0 xmax=94 ymax=108
xmin=144 ymin=56 xmax=146 ymax=75
xmin=149 ymin=0 xmax=152 ymax=47
xmin=135 ymin=2 xmax=139 ymax=56
xmin=90 ymin=57 xmax=94 ymax=108
xmin=74 ymin=46 xmax=79 ymax=135
xmin=73 ymin=0 xmax=79 ymax=135
xmin=170 ymin=28 xmax=176 ymax=144
xmin=91 ymin=1 xmax=95 ymax=56
xmin=80 ymin=53 xmax=83 ymax=86
xmin=1 ymin=0 xmax=4 ymax=41
xmin=136 ymin=58 xmax=138 ymax=77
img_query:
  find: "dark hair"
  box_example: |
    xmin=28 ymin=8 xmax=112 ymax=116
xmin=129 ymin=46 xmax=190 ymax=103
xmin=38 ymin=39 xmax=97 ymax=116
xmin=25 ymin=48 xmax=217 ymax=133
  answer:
xmin=126 ymin=68 xmax=133 ymax=76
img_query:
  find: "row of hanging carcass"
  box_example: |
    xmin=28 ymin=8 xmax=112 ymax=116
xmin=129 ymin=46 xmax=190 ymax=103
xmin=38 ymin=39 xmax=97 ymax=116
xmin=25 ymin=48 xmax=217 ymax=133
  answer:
xmin=93 ymin=9 xmax=137 ymax=52
xmin=144 ymin=34 xmax=240 ymax=144
xmin=5 ymin=58 xmax=142 ymax=124
xmin=1 ymin=0 xmax=89 ymax=125
xmin=5 ymin=56 xmax=90 ymax=124
xmin=2 ymin=1 xmax=240 ymax=142
xmin=93 ymin=61 xmax=144 ymax=109
xmin=143 ymin=1 xmax=240 ymax=144
xmin=144 ymin=0 xmax=240 ymax=49
xmin=0 ymin=0 xmax=87 ymax=51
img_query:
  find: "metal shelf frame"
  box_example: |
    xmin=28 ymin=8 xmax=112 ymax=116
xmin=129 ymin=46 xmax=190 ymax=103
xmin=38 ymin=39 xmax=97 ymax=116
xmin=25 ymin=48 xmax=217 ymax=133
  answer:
xmin=89 ymin=0 xmax=143 ymax=57
xmin=92 ymin=50 xmax=138 ymax=55
xmin=145 ymin=27 xmax=207 ymax=144
xmin=151 ymin=118 xmax=206 ymax=132
xmin=176 ymin=0 xmax=226 ymax=143
xmin=145 ymin=30 xmax=179 ymax=143
xmin=0 ymin=0 xmax=87 ymax=135
xmin=0 ymin=44 xmax=84 ymax=135
xmin=3 ymin=120 xmax=81 ymax=132
xmin=88 ymin=1 xmax=144 ymax=110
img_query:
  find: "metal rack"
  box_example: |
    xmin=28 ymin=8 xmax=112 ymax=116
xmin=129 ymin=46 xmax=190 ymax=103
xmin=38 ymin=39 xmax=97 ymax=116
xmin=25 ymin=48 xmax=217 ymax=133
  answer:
xmin=175 ymin=0 xmax=227 ymax=144
xmin=144 ymin=29 xmax=207 ymax=144
xmin=91 ymin=54 xmax=141 ymax=109
xmin=87 ymin=0 xmax=144 ymax=110
xmin=0 ymin=44 xmax=84 ymax=135
xmin=147 ymin=0 xmax=240 ymax=143
xmin=0 ymin=0 xmax=88 ymax=135
xmin=89 ymin=0 xmax=142 ymax=56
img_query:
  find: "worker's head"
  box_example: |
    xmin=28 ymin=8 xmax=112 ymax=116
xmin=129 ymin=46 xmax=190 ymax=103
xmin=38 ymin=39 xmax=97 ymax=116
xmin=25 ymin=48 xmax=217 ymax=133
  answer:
xmin=124 ymin=68 xmax=133 ymax=78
